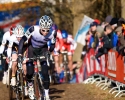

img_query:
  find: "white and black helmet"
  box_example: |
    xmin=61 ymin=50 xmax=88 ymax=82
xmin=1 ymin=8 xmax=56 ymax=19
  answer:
xmin=39 ymin=15 xmax=53 ymax=29
xmin=14 ymin=25 xmax=24 ymax=37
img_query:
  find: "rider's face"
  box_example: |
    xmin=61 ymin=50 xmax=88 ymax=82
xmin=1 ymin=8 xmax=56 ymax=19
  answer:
xmin=41 ymin=28 xmax=50 ymax=36
xmin=91 ymin=25 xmax=97 ymax=31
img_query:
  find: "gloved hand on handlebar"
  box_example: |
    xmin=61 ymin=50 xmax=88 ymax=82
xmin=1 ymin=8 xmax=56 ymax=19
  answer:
xmin=45 ymin=51 xmax=50 ymax=57
xmin=18 ymin=55 xmax=23 ymax=63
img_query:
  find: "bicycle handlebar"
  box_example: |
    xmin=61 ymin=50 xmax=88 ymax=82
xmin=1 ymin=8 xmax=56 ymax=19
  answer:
xmin=23 ymin=55 xmax=50 ymax=66
xmin=24 ymin=56 xmax=45 ymax=61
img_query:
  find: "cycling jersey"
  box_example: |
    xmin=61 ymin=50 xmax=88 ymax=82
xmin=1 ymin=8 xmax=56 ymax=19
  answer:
xmin=54 ymin=30 xmax=62 ymax=51
xmin=54 ymin=34 xmax=77 ymax=55
xmin=18 ymin=25 xmax=57 ymax=55
xmin=7 ymin=34 xmax=27 ymax=57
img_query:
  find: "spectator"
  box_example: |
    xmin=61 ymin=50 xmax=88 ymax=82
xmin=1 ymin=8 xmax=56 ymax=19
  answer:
xmin=81 ymin=22 xmax=98 ymax=60
xmin=115 ymin=26 xmax=125 ymax=56
xmin=109 ymin=17 xmax=119 ymax=30
xmin=86 ymin=22 xmax=98 ymax=49
xmin=91 ymin=25 xmax=113 ymax=60
xmin=91 ymin=26 xmax=104 ymax=49
xmin=101 ymin=15 xmax=113 ymax=28
xmin=117 ymin=18 xmax=125 ymax=26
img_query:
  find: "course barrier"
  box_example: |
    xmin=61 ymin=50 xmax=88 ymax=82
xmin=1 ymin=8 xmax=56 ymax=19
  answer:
xmin=76 ymin=48 xmax=125 ymax=97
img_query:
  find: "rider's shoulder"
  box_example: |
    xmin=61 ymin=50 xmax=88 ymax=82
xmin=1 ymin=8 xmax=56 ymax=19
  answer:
xmin=4 ymin=31 xmax=11 ymax=36
xmin=57 ymin=29 xmax=61 ymax=33
xmin=28 ymin=25 xmax=39 ymax=33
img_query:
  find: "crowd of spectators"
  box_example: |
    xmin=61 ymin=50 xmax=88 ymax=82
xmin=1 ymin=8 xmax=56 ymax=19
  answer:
xmin=81 ymin=15 xmax=125 ymax=62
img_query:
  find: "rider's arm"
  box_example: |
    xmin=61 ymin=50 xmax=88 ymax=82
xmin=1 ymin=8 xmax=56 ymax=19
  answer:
xmin=49 ymin=30 xmax=57 ymax=52
xmin=69 ymin=35 xmax=77 ymax=50
xmin=47 ymin=40 xmax=51 ymax=50
xmin=0 ymin=32 xmax=8 ymax=54
xmin=18 ymin=26 xmax=34 ymax=55
xmin=57 ymin=30 xmax=64 ymax=51
xmin=7 ymin=40 xmax=13 ymax=58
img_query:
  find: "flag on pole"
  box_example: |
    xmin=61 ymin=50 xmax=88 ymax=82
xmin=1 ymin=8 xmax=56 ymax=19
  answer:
xmin=74 ymin=15 xmax=94 ymax=45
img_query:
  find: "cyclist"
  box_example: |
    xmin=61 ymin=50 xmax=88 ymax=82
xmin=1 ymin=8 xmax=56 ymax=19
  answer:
xmin=6 ymin=25 xmax=26 ymax=86
xmin=54 ymin=30 xmax=77 ymax=80
xmin=18 ymin=15 xmax=56 ymax=100
xmin=50 ymin=24 xmax=64 ymax=83
xmin=51 ymin=24 xmax=62 ymax=74
xmin=0 ymin=25 xmax=16 ymax=84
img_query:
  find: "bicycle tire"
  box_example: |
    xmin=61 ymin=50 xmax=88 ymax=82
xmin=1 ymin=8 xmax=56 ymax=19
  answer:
xmin=8 ymin=68 xmax=14 ymax=100
xmin=19 ymin=69 xmax=25 ymax=100
xmin=34 ymin=74 xmax=44 ymax=100
xmin=64 ymin=64 xmax=69 ymax=83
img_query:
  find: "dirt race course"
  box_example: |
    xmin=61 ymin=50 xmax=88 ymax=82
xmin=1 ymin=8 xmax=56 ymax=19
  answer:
xmin=0 ymin=79 xmax=125 ymax=100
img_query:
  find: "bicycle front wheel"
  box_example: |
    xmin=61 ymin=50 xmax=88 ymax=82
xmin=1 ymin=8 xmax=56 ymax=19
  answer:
xmin=64 ymin=64 xmax=69 ymax=83
xmin=34 ymin=74 xmax=44 ymax=100
xmin=16 ymin=69 xmax=24 ymax=100
xmin=19 ymin=69 xmax=25 ymax=100
xmin=8 ymin=68 xmax=14 ymax=100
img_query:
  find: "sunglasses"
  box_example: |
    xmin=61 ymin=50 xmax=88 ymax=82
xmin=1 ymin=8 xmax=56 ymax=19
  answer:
xmin=42 ymin=29 xmax=50 ymax=33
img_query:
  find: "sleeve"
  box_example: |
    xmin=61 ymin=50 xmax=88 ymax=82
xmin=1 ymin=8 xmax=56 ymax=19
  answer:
xmin=49 ymin=30 xmax=57 ymax=52
xmin=7 ymin=40 xmax=13 ymax=57
xmin=72 ymin=39 xmax=77 ymax=50
xmin=18 ymin=26 xmax=34 ymax=55
xmin=18 ymin=36 xmax=27 ymax=54
xmin=56 ymin=30 xmax=63 ymax=51
xmin=0 ymin=33 xmax=7 ymax=54
xmin=69 ymin=36 xmax=77 ymax=50
xmin=24 ymin=26 xmax=34 ymax=39
xmin=47 ymin=40 xmax=51 ymax=50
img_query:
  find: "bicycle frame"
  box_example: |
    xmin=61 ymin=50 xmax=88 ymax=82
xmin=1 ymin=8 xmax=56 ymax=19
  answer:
xmin=61 ymin=51 xmax=69 ymax=83
xmin=24 ymin=55 xmax=50 ymax=100
xmin=2 ymin=56 xmax=25 ymax=100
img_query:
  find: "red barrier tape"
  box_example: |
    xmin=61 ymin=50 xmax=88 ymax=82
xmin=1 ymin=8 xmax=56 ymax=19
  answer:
xmin=76 ymin=49 xmax=125 ymax=84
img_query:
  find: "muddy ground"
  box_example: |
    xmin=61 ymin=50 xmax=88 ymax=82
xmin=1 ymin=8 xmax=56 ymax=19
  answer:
xmin=0 ymin=71 xmax=125 ymax=100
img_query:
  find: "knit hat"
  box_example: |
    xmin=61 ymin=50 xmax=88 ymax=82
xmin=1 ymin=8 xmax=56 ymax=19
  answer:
xmin=117 ymin=18 xmax=125 ymax=26
xmin=109 ymin=18 xmax=119 ymax=25
xmin=105 ymin=15 xmax=113 ymax=23
xmin=115 ymin=26 xmax=122 ymax=33
xmin=96 ymin=26 xmax=104 ymax=33
xmin=118 ymin=17 xmax=125 ymax=22
xmin=90 ymin=22 xmax=98 ymax=27
xmin=96 ymin=26 xmax=104 ymax=37
xmin=94 ymin=19 xmax=100 ymax=24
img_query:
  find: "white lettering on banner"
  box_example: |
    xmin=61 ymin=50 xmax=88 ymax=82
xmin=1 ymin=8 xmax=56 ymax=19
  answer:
xmin=77 ymin=63 xmax=84 ymax=83
xmin=86 ymin=58 xmax=90 ymax=74
xmin=108 ymin=52 xmax=111 ymax=70
xmin=90 ymin=55 xmax=94 ymax=73
xmin=101 ymin=55 xmax=105 ymax=72
xmin=124 ymin=57 xmax=125 ymax=74
xmin=95 ymin=58 xmax=101 ymax=71
xmin=112 ymin=53 xmax=116 ymax=71
xmin=124 ymin=77 xmax=125 ymax=81
xmin=77 ymin=72 xmax=83 ymax=83
xmin=108 ymin=72 xmax=116 ymax=78
xmin=108 ymin=52 xmax=116 ymax=71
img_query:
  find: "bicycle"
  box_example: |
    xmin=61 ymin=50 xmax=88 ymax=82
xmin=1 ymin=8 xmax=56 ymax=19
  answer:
xmin=49 ymin=54 xmax=58 ymax=85
xmin=24 ymin=54 xmax=50 ymax=100
xmin=9 ymin=58 xmax=25 ymax=100
xmin=61 ymin=51 xmax=70 ymax=83
xmin=0 ymin=55 xmax=25 ymax=100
